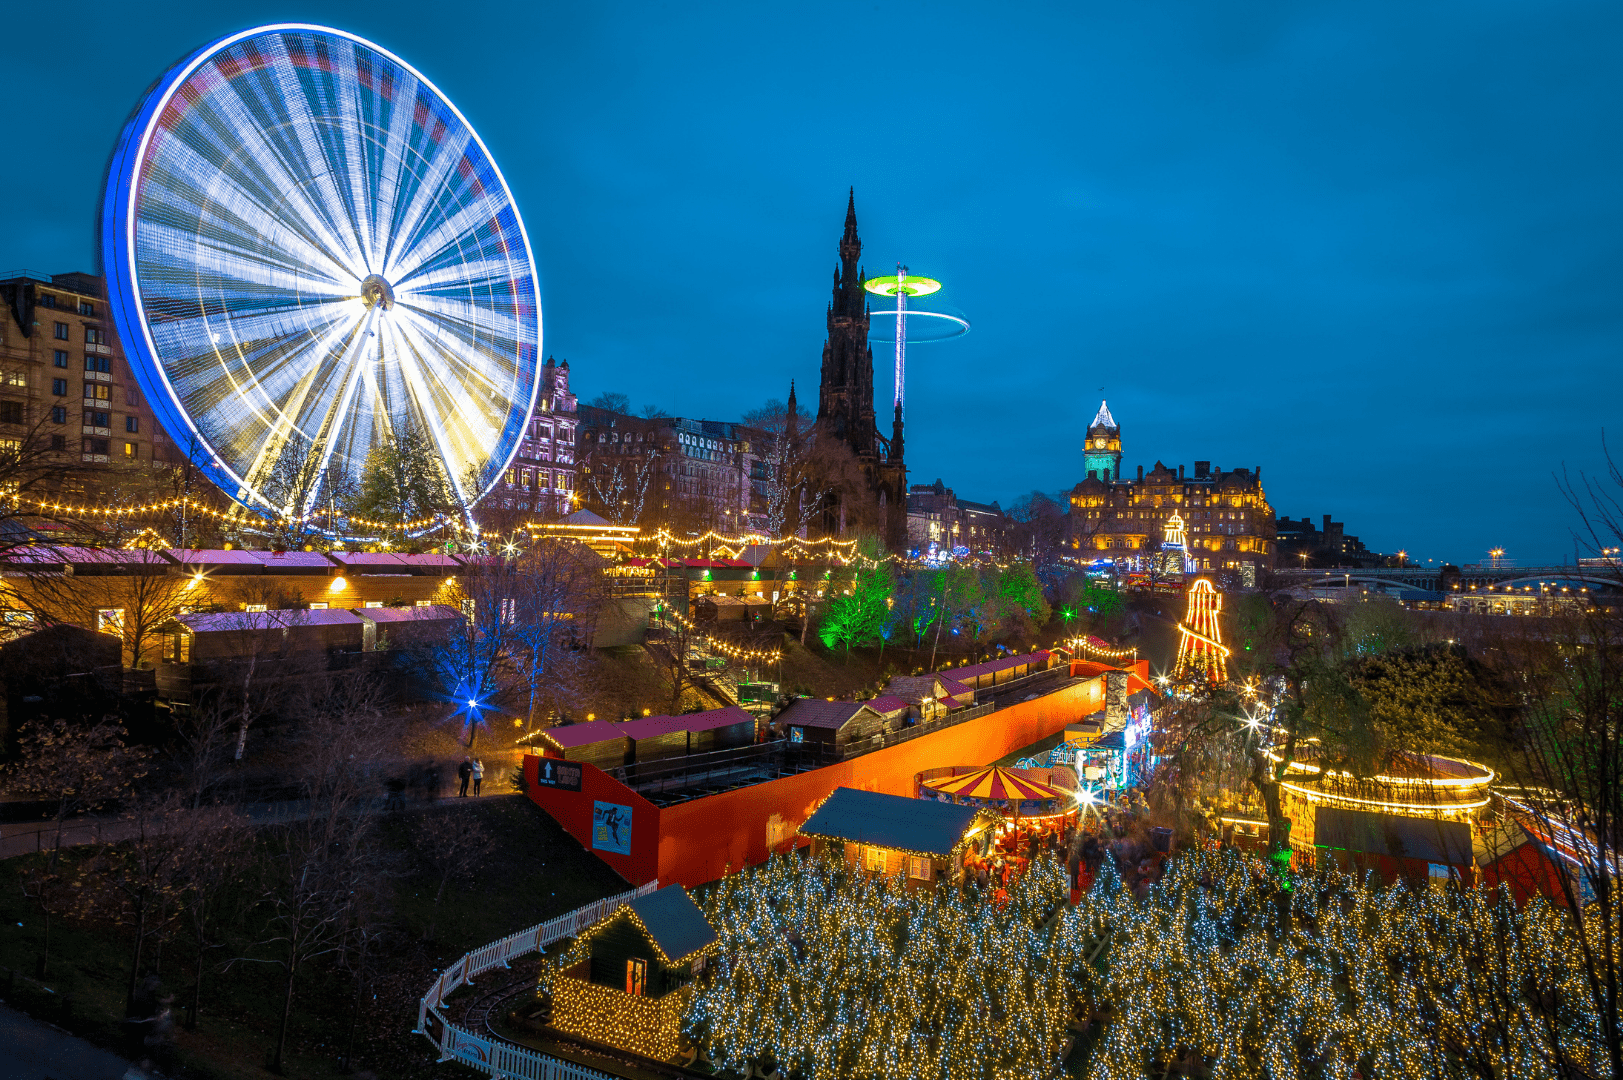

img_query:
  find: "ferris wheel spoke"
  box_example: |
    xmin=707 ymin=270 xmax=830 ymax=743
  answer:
xmin=198 ymin=60 xmax=370 ymax=279
xmin=366 ymin=72 xmax=423 ymax=275
xmin=384 ymin=319 xmax=488 ymax=502
xmin=383 ymin=135 xmax=480 ymax=280
xmin=398 ymin=290 xmax=524 ymax=352
xmin=389 ymin=195 xmax=514 ymax=288
xmin=390 ymin=307 xmax=512 ymax=420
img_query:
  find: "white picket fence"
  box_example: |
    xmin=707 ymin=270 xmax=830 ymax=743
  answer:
xmin=416 ymin=880 xmax=660 ymax=1079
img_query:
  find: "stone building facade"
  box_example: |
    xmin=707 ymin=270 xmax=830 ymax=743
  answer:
xmin=906 ymin=479 xmax=1010 ymax=557
xmin=1069 ymin=401 xmax=1276 ymax=582
xmin=492 ymin=356 xmax=578 ymax=516
xmin=578 ymin=405 xmax=766 ymax=533
xmin=0 ymin=269 xmax=174 ymax=481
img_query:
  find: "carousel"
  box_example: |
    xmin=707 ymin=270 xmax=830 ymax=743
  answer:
xmin=920 ymin=767 xmax=1077 ymax=894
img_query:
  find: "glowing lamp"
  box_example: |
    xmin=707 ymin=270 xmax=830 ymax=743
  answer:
xmin=329 ymin=576 xmax=347 ymax=592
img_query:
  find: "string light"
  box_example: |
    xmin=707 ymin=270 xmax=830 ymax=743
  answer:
xmin=1174 ymin=578 xmax=1229 ymax=684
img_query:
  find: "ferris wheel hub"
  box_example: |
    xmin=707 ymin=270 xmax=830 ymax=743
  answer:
xmin=359 ymin=274 xmax=395 ymax=311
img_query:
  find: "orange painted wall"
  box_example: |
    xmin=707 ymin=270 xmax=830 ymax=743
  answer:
xmin=527 ymin=673 xmax=1109 ymax=888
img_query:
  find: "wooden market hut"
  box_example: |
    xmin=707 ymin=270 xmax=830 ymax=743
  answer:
xmin=619 ymin=715 xmax=692 ymax=765
xmin=681 ymin=705 xmax=756 ymax=753
xmin=798 ymin=786 xmax=995 ymax=890
xmin=354 ymin=604 xmax=462 ymax=650
xmin=774 ymin=699 xmax=884 ymax=752
xmin=540 ymin=721 xmax=631 ymax=771
xmin=549 ymin=884 xmax=719 ymax=1060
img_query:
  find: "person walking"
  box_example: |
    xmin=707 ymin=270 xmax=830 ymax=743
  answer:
xmin=471 ymin=758 xmax=484 ymax=796
xmin=457 ymin=757 xmax=472 ymax=797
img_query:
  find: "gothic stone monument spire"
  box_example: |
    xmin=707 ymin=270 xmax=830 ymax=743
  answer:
xmin=814 ymin=189 xmax=908 ymax=550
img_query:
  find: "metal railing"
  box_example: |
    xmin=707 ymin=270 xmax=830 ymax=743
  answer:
xmin=416 ymin=880 xmax=659 ymax=1079
xmin=610 ymin=739 xmax=840 ymax=796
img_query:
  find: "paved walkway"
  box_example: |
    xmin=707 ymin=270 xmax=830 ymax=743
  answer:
xmin=0 ymin=792 xmax=522 ymax=861
xmin=0 ymin=1002 xmax=136 ymax=1080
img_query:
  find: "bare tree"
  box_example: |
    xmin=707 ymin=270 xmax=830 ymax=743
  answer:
xmin=409 ymin=810 xmax=494 ymax=942
xmin=582 ymin=443 xmax=659 ymax=526
xmin=742 ymin=398 xmax=827 ymax=540
xmin=233 ymin=689 xmax=392 ymax=1074
xmin=507 ymin=538 xmax=603 ymax=725
xmin=257 ymin=431 xmax=359 ymax=548
xmin=15 ymin=547 xmax=192 ymax=669
xmin=2 ymin=716 xmax=150 ymax=859
xmin=587 ymin=391 xmax=630 ymax=413
xmin=0 ymin=409 xmax=71 ymax=556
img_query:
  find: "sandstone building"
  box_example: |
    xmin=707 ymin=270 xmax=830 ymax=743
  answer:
xmin=1069 ymin=401 xmax=1276 ymax=583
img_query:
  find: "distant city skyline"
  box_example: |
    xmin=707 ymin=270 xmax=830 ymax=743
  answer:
xmin=3 ymin=2 xmax=1617 ymax=566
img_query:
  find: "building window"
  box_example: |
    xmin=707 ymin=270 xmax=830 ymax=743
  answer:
xmin=53 ymin=350 xmax=68 ymax=368
xmin=865 ymin=845 xmax=887 ymax=873
xmin=97 ymin=608 xmax=125 ymax=636
xmin=364 ymin=601 xmax=383 ymax=609
xmin=124 ymin=441 xmax=137 ymax=457
xmin=126 ymin=416 xmax=139 ymax=433
xmin=85 ymin=411 xmax=110 ymax=428
xmin=126 ymin=387 xmax=138 ymax=405
xmin=0 ymin=401 xmax=21 ymax=424
xmin=79 ymin=301 xmax=96 ymax=317
xmin=244 ymin=603 xmax=268 ymax=613
xmin=624 ymin=957 xmax=647 ymax=997
xmin=308 ymin=603 xmax=328 ymax=610
xmin=83 ymin=437 xmax=110 ymax=455
xmin=909 ymin=856 xmax=932 ymax=881
xmin=85 ymin=327 xmax=106 ymax=345
xmin=54 ymin=322 xmax=69 ymax=340
xmin=37 ymin=294 xmax=56 ymax=309
xmin=85 ymin=355 xmax=111 ymax=374
xmin=85 ymin=382 xmax=110 ymax=402
xmin=3 ymin=370 xmax=24 ymax=388
xmin=50 ymin=434 xmax=64 ymax=451
xmin=52 ymin=379 xmax=67 ymax=396
xmin=51 ymin=406 xmax=66 ymax=424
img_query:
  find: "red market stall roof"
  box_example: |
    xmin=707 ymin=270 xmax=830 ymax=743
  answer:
xmin=540 ymin=721 xmax=630 ymax=750
xmin=867 ymin=695 xmax=911 ymax=715
xmin=939 ymin=650 xmax=1051 ymax=684
xmin=680 ymin=706 xmax=755 ymax=733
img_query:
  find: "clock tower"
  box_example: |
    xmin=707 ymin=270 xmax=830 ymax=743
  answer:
xmin=1083 ymin=400 xmax=1121 ymax=481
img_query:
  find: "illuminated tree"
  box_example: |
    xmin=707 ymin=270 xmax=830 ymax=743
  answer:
xmin=349 ymin=414 xmax=453 ymax=527
xmin=818 ymin=540 xmax=895 ymax=656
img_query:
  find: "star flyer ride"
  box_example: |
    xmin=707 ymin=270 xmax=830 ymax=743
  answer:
xmin=103 ymin=24 xmax=541 ymax=529
xmin=863 ymin=266 xmax=969 ymax=415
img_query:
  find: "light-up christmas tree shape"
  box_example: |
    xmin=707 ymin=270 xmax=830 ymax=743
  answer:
xmin=1174 ymin=577 xmax=1230 ymax=684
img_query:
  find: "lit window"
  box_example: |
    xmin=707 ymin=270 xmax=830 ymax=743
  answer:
xmin=308 ymin=603 xmax=328 ymax=610
xmin=625 ymin=957 xmax=647 ymax=997
xmin=365 ymin=601 xmax=383 ymax=608
xmin=124 ymin=442 xmax=137 ymax=457
xmin=244 ymin=603 xmax=267 ymax=612
xmin=96 ymin=608 xmax=125 ymax=636
xmin=909 ymin=856 xmax=931 ymax=881
xmin=865 ymin=845 xmax=886 ymax=873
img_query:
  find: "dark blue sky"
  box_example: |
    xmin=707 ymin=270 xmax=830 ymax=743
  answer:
xmin=5 ymin=2 xmax=1619 ymax=566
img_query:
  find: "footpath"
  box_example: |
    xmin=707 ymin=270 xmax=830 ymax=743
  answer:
xmin=0 ymin=791 xmax=522 ymax=861
xmin=0 ymin=1001 xmax=139 ymax=1080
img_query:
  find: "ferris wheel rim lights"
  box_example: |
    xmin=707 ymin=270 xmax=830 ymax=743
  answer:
xmin=103 ymin=23 xmax=542 ymax=520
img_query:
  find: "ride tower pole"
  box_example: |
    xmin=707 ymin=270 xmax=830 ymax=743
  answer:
xmin=894 ymin=264 xmax=907 ymax=410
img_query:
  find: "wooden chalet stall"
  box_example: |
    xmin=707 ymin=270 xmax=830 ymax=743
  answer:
xmin=164 ymin=608 xmax=365 ymax=663
xmin=680 ymin=706 xmax=756 ymax=753
xmin=619 ymin=715 xmax=691 ymax=766
xmin=548 ymin=884 xmax=718 ymax=1060
xmin=353 ymin=604 xmax=461 ymax=650
xmin=883 ymin=674 xmax=975 ymax=722
xmin=775 ymin=697 xmax=911 ymax=754
xmin=938 ymin=650 xmax=1052 ymax=693
xmin=539 ymin=721 xmax=632 ymax=772
xmin=798 ymin=786 xmax=995 ymax=890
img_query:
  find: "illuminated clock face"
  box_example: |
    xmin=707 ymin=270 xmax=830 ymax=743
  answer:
xmin=1093 ymin=439 xmax=1106 ymax=449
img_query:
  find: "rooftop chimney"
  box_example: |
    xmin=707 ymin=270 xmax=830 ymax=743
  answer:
xmin=1137 ymin=465 xmax=1144 ymax=481
xmin=1194 ymin=461 xmax=1210 ymax=478
xmin=1178 ymin=464 xmax=1185 ymax=480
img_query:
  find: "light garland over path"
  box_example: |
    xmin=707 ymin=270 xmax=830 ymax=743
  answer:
xmin=682 ymin=849 xmax=1609 ymax=1080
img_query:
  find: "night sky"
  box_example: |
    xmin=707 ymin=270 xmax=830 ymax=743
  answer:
xmin=3 ymin=2 xmax=1618 ymax=567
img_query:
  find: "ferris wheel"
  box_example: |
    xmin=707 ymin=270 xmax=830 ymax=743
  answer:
xmin=102 ymin=24 xmax=541 ymax=521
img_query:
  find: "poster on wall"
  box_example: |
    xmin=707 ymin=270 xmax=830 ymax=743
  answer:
xmin=535 ymin=758 xmax=583 ymax=791
xmin=593 ymin=801 xmax=633 ymax=854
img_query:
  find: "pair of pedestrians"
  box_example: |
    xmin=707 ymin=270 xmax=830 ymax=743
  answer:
xmin=457 ymin=756 xmax=484 ymax=796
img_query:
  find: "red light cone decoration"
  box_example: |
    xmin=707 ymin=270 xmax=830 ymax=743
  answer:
xmin=1174 ymin=578 xmax=1230 ymax=684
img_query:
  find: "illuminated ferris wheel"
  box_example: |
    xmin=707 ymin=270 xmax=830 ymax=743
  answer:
xmin=102 ymin=24 xmax=541 ymax=520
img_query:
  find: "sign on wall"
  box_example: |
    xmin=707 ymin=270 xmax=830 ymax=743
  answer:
xmin=593 ymin=801 xmax=634 ymax=854
xmin=535 ymin=758 xmax=583 ymax=791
